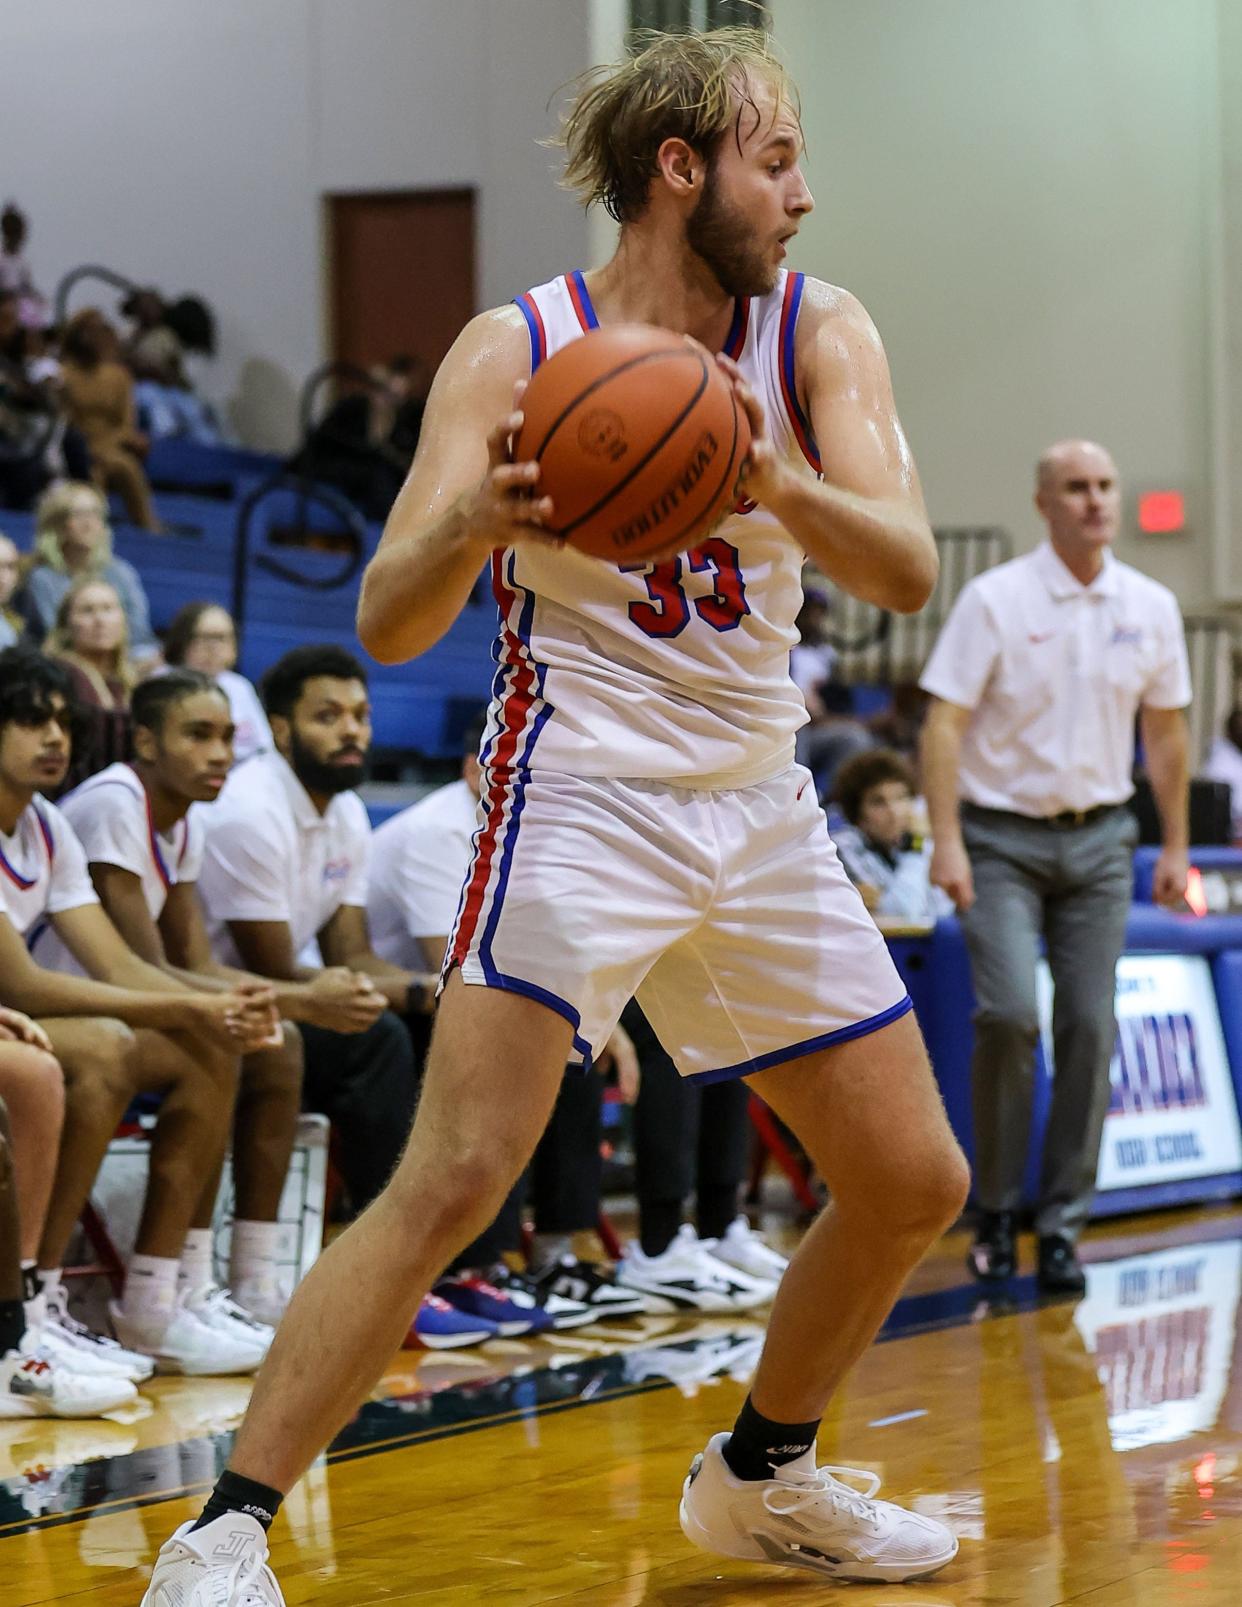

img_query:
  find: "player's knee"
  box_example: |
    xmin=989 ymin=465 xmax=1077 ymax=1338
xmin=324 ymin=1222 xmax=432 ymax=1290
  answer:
xmin=874 ymin=1140 xmax=970 ymax=1243
xmin=63 ymin=1019 xmax=137 ymax=1105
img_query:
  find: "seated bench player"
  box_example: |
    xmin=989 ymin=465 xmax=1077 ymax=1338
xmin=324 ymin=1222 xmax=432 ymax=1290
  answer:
xmin=196 ymin=646 xmax=429 ymax=1223
xmin=0 ymin=1006 xmax=137 ymax=1419
xmin=0 ymin=647 xmax=276 ymax=1380
xmin=48 ymin=671 xmax=336 ymax=1326
xmin=367 ymin=714 xmax=646 ymax=1327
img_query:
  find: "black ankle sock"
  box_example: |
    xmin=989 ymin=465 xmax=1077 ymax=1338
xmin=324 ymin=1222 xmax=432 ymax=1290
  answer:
xmin=696 ymin=1185 xmax=738 ymax=1243
xmin=0 ymin=1298 xmax=24 ymax=1354
xmin=192 ymin=1469 xmax=284 ymax=1533
xmin=640 ymin=1202 xmax=682 ymax=1259
xmin=21 ymin=1266 xmax=39 ymax=1305
xmin=721 ymin=1395 xmax=821 ymax=1482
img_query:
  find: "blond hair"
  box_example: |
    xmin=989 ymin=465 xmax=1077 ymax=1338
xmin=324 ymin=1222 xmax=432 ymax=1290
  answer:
xmin=559 ymin=24 xmax=798 ymax=224
xmin=33 ymin=480 xmax=113 ymax=573
xmin=46 ymin=575 xmax=135 ymax=701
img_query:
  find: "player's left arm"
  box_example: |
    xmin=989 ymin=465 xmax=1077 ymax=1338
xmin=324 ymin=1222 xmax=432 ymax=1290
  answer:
xmin=723 ymin=281 xmax=937 ymax=614
xmin=318 ymin=904 xmax=435 ymax=1014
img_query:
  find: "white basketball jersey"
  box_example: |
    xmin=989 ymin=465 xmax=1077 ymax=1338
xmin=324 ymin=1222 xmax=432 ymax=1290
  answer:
xmin=482 ymin=268 xmax=822 ymax=791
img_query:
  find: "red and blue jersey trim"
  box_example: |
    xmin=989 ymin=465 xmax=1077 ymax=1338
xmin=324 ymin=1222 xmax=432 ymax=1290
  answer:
xmin=565 ymin=270 xmax=599 ymax=333
xmin=0 ymin=803 xmax=54 ymax=891
xmin=723 ymin=296 xmax=750 ymax=360
xmin=514 ymin=291 xmax=547 ymax=374
xmin=778 ymin=271 xmax=822 ymax=473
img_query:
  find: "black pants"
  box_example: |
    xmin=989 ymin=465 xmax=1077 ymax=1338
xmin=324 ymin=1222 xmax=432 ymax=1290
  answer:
xmin=625 ymin=1001 xmax=750 ymax=1255
xmin=300 ymin=1011 xmax=417 ymax=1216
xmin=449 ymin=1068 xmax=604 ymax=1270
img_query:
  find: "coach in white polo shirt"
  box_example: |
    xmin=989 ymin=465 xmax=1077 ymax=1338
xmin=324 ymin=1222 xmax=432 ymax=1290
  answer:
xmin=197 ymin=645 xmax=425 ymax=1215
xmin=919 ymin=439 xmax=1191 ymax=1295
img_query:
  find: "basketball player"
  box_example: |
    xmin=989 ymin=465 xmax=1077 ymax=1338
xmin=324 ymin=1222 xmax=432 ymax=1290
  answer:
xmin=0 ymin=647 xmax=276 ymax=1381
xmin=49 ymin=672 xmax=309 ymax=1329
xmin=143 ymin=28 xmax=969 ymax=1600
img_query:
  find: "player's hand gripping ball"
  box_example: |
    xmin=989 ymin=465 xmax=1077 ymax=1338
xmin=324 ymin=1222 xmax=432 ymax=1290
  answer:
xmin=513 ymin=324 xmax=751 ymax=562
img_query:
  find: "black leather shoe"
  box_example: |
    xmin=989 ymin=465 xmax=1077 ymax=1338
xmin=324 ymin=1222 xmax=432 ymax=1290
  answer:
xmin=1037 ymin=1234 xmax=1087 ymax=1294
xmin=967 ymin=1211 xmax=1016 ymax=1282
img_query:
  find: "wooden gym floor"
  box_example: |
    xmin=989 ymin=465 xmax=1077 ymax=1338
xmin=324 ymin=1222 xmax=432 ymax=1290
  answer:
xmin=5 ymin=1203 xmax=1242 ymax=1605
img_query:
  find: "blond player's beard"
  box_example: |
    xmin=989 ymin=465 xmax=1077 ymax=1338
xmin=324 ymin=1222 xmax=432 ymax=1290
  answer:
xmin=685 ymin=163 xmax=779 ymax=299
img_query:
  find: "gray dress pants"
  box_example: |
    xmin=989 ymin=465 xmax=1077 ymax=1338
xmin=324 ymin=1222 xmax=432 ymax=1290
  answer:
xmin=958 ymin=802 xmax=1137 ymax=1239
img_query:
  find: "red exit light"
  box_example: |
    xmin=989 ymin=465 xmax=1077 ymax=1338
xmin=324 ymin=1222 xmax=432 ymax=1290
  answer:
xmin=1138 ymin=490 xmax=1185 ymax=533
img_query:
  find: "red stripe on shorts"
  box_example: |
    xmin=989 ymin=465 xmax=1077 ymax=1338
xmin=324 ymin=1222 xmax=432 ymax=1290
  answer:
xmin=449 ymin=555 xmax=535 ymax=967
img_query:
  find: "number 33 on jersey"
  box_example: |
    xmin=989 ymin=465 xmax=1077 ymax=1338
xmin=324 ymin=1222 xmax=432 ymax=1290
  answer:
xmin=483 ymin=268 xmax=823 ymax=793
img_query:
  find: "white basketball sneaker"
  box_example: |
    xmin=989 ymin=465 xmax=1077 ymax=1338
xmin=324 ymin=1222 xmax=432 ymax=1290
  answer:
xmin=618 ymin=1226 xmax=775 ymax=1314
xmin=679 ymin=1432 xmax=958 ymax=1584
xmin=185 ymin=1286 xmax=276 ymax=1356
xmin=110 ymin=1298 xmax=267 ymax=1377
xmin=37 ymin=1284 xmax=156 ymax=1383
xmin=141 ymin=1512 xmax=285 ymax=1606
xmin=0 ymin=1344 xmax=138 ymax=1419
xmin=702 ymin=1217 xmax=790 ymax=1284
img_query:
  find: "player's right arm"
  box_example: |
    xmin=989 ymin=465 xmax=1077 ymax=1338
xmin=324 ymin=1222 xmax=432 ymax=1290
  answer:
xmin=357 ymin=306 xmax=559 ymax=666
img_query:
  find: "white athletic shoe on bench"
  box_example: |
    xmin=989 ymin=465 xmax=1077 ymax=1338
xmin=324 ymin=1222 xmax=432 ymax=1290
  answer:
xmin=679 ymin=1432 xmax=958 ymax=1584
xmin=110 ymin=1299 xmax=267 ymax=1377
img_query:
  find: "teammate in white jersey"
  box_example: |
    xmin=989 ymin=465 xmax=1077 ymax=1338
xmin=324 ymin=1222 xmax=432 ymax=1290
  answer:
xmin=52 ymin=672 xmax=325 ymax=1327
xmin=0 ymin=648 xmax=277 ymax=1381
xmin=144 ymin=29 xmax=969 ymax=1601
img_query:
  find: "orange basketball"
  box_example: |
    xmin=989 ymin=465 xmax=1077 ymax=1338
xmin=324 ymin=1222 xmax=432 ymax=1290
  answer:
xmin=513 ymin=324 xmax=750 ymax=562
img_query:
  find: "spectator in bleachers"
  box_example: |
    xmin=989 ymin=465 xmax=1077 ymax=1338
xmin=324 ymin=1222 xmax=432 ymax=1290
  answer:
xmin=865 ymin=681 xmax=928 ymax=763
xmin=163 ymin=601 xmax=272 ymax=765
xmin=367 ymin=715 xmax=645 ymax=1330
xmin=122 ymin=288 xmax=223 ymax=446
xmin=0 ymin=535 xmax=22 ymax=649
xmin=296 ymin=357 xmax=425 ymax=520
xmin=832 ymin=748 xmax=952 ymax=925
xmin=51 ymin=672 xmax=310 ymax=1326
xmin=58 ymin=308 xmax=161 ymax=530
xmin=196 ymin=646 xmax=425 ymax=1220
xmin=0 ymin=204 xmax=49 ymax=331
xmin=0 ymin=296 xmax=93 ymax=512
xmin=0 ymin=647 xmax=275 ymax=1377
xmin=45 ymin=577 xmax=135 ymax=792
xmin=791 ymin=575 xmax=873 ymax=799
xmin=1204 ymin=706 xmax=1242 ymax=842
xmin=18 ymin=481 xmax=159 ymax=661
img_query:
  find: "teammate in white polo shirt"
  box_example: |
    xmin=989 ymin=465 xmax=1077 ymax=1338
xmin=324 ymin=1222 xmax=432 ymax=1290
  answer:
xmin=0 ymin=647 xmax=276 ymax=1380
xmin=920 ymin=438 xmax=1191 ymax=1292
xmin=50 ymin=671 xmax=327 ymax=1328
xmin=197 ymin=646 xmax=427 ymax=1223
xmin=148 ymin=33 xmax=971 ymax=1600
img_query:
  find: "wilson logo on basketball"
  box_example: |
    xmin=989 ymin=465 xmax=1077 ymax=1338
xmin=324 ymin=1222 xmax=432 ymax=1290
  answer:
xmin=578 ymin=409 xmax=628 ymax=462
xmin=608 ymin=430 xmax=719 ymax=552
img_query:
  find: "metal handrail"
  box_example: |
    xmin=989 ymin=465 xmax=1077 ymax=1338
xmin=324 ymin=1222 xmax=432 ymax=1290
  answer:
xmin=298 ymin=361 xmax=391 ymax=447
xmin=53 ymin=264 xmax=142 ymax=325
xmin=231 ymin=470 xmax=367 ymax=630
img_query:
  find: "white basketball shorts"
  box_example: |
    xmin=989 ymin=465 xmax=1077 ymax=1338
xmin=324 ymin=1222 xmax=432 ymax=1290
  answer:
xmin=445 ymin=764 xmax=912 ymax=1082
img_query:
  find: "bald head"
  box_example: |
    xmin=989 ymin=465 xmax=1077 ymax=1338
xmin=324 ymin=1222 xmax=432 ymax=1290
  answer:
xmin=1036 ymin=439 xmax=1117 ymax=494
xmin=1034 ymin=439 xmax=1120 ymax=559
